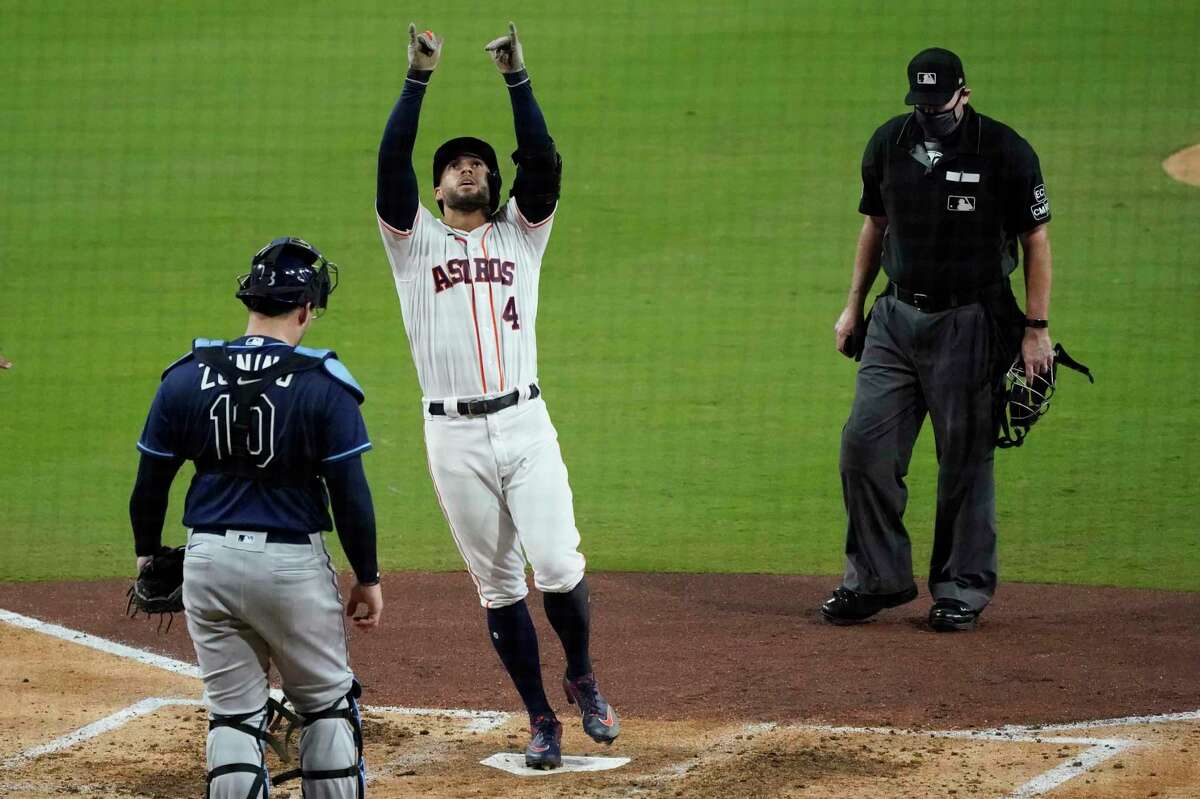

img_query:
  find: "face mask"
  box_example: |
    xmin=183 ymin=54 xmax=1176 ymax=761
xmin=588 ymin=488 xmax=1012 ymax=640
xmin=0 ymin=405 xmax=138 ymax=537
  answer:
xmin=915 ymin=101 xmax=963 ymax=138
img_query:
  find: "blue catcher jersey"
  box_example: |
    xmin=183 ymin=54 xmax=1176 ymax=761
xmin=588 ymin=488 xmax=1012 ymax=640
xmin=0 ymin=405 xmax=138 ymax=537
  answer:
xmin=136 ymin=335 xmax=371 ymax=534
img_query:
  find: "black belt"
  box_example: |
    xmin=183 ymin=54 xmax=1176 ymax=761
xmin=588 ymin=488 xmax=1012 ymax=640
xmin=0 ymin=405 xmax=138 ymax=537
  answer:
xmin=192 ymin=529 xmax=313 ymax=545
xmin=887 ymin=281 xmax=1005 ymax=313
xmin=428 ymin=384 xmax=539 ymax=417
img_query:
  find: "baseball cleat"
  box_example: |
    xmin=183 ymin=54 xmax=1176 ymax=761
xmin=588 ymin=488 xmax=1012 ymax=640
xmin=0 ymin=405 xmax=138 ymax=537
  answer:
xmin=820 ymin=584 xmax=919 ymax=625
xmin=928 ymin=599 xmax=981 ymax=632
xmin=524 ymin=714 xmax=563 ymax=770
xmin=562 ymin=672 xmax=620 ymax=744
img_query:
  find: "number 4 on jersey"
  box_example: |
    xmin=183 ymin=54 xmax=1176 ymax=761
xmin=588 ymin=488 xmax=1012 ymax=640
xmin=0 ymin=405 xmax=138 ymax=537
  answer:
xmin=502 ymin=297 xmax=520 ymax=330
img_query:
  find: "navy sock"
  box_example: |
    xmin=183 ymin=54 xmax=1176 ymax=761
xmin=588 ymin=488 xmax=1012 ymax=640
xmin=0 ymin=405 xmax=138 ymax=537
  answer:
xmin=486 ymin=600 xmax=553 ymax=719
xmin=543 ymin=577 xmax=593 ymax=681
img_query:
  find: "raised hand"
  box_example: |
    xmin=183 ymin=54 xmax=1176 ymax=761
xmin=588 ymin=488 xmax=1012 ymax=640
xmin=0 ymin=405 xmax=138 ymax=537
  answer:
xmin=408 ymin=23 xmax=443 ymax=72
xmin=484 ymin=22 xmax=524 ymax=74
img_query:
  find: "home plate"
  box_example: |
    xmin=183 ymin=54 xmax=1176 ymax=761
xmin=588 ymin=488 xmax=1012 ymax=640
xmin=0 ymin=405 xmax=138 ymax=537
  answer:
xmin=480 ymin=752 xmax=631 ymax=776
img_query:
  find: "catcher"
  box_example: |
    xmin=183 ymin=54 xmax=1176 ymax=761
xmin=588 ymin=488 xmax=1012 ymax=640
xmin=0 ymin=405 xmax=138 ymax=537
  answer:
xmin=128 ymin=237 xmax=381 ymax=798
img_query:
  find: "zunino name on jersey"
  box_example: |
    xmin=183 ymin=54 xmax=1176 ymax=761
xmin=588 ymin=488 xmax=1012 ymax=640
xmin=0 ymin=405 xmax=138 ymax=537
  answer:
xmin=432 ymin=257 xmax=516 ymax=294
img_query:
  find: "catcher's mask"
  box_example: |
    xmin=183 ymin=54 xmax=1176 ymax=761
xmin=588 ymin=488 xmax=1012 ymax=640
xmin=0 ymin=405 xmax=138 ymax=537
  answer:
xmin=997 ymin=343 xmax=1094 ymax=449
xmin=236 ymin=237 xmax=338 ymax=316
xmin=433 ymin=136 xmax=502 ymax=216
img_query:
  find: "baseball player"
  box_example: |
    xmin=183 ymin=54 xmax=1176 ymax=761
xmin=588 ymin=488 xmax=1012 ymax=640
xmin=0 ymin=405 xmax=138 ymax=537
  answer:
xmin=129 ymin=238 xmax=381 ymax=797
xmin=823 ymin=48 xmax=1054 ymax=631
xmin=374 ymin=23 xmax=618 ymax=769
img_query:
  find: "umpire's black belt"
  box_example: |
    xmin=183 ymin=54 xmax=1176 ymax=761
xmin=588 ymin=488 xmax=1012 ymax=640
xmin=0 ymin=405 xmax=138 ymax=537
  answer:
xmin=428 ymin=384 xmax=539 ymax=417
xmin=192 ymin=529 xmax=312 ymax=546
xmin=887 ymin=280 xmax=1007 ymax=313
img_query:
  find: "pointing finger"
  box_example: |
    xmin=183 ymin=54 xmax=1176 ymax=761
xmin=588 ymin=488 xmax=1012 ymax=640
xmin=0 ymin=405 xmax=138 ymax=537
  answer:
xmin=508 ymin=21 xmax=518 ymax=42
xmin=408 ymin=22 xmax=416 ymax=45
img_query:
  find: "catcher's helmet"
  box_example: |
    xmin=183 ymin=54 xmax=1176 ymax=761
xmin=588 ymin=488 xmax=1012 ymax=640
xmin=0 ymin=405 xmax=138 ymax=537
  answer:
xmin=433 ymin=136 xmax=502 ymax=216
xmin=236 ymin=237 xmax=338 ymax=315
xmin=996 ymin=343 xmax=1094 ymax=449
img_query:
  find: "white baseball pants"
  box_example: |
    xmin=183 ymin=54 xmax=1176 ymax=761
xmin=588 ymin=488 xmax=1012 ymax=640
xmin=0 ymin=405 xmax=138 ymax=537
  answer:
xmin=424 ymin=394 xmax=586 ymax=608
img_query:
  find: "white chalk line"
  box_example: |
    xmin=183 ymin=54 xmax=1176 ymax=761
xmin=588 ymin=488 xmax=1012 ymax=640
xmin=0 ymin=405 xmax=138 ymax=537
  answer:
xmin=1 ymin=697 xmax=203 ymax=771
xmin=3 ymin=606 xmax=1197 ymax=797
xmin=0 ymin=608 xmax=200 ymax=679
xmin=0 ymin=607 xmax=512 ymax=726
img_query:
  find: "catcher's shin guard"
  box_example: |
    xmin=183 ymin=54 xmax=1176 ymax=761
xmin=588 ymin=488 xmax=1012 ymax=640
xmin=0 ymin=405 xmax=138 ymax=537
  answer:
xmin=205 ymin=706 xmax=270 ymax=799
xmin=276 ymin=681 xmax=366 ymax=798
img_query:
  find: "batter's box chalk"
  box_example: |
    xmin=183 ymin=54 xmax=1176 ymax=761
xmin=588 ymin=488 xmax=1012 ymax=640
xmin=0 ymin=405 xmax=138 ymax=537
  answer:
xmin=480 ymin=753 xmax=631 ymax=776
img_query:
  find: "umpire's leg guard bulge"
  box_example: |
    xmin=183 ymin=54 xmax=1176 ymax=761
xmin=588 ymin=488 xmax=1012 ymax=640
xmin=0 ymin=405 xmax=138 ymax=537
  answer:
xmin=295 ymin=681 xmax=366 ymax=799
xmin=206 ymin=705 xmax=269 ymax=799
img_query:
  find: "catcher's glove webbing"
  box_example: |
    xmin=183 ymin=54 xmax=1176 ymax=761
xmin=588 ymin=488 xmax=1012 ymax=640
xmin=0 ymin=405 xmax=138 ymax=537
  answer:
xmin=126 ymin=545 xmax=185 ymax=631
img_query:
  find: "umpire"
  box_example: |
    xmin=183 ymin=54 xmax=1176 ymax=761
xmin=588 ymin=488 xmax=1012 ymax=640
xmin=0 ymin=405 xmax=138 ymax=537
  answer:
xmin=822 ymin=48 xmax=1055 ymax=631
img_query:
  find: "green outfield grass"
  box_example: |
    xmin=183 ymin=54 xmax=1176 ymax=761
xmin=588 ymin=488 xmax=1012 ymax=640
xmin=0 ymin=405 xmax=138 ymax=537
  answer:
xmin=1 ymin=1 xmax=1197 ymax=589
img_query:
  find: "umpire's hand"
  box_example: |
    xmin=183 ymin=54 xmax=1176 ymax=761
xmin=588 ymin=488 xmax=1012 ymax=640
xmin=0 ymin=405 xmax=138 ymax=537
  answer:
xmin=834 ymin=305 xmax=866 ymax=360
xmin=485 ymin=22 xmax=524 ymax=73
xmin=346 ymin=582 xmax=383 ymax=630
xmin=408 ymin=23 xmax=442 ymax=71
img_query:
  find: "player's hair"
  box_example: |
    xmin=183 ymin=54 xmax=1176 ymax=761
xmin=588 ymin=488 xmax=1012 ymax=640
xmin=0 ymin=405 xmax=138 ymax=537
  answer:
xmin=240 ymin=296 xmax=304 ymax=318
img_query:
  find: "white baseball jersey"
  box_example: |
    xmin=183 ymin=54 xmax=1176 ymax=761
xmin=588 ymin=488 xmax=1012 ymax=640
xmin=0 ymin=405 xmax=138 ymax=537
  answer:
xmin=378 ymin=198 xmax=554 ymax=402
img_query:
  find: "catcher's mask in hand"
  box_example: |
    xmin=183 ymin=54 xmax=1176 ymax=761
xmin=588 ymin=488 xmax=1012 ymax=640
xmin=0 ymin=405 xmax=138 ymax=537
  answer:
xmin=997 ymin=343 xmax=1094 ymax=449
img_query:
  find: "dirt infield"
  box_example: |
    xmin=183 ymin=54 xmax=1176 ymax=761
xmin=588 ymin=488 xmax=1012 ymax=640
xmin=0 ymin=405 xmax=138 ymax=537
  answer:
xmin=1164 ymin=143 xmax=1200 ymax=186
xmin=2 ymin=572 xmax=1199 ymax=797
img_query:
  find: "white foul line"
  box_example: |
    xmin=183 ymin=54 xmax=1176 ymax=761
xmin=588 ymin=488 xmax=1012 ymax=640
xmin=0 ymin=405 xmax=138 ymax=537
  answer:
xmin=1 ymin=697 xmax=202 ymax=770
xmin=0 ymin=608 xmax=511 ymax=729
xmin=367 ymin=705 xmax=512 ymax=732
xmin=0 ymin=608 xmax=200 ymax=678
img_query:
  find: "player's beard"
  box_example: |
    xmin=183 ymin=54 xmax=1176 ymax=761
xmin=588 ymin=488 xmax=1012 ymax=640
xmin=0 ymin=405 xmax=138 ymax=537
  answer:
xmin=443 ymin=182 xmax=490 ymax=213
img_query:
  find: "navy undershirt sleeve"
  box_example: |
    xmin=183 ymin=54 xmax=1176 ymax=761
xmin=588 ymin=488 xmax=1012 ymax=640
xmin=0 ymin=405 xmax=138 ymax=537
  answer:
xmin=376 ymin=68 xmax=432 ymax=232
xmin=505 ymin=69 xmax=560 ymax=223
xmin=129 ymin=452 xmax=185 ymax=557
xmin=322 ymin=455 xmax=380 ymax=585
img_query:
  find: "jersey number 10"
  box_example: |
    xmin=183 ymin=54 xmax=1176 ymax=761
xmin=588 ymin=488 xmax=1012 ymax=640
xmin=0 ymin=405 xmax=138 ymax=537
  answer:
xmin=209 ymin=394 xmax=276 ymax=468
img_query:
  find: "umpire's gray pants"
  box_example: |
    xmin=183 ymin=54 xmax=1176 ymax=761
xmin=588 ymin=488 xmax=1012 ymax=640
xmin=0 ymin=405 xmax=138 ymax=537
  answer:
xmin=839 ymin=295 xmax=997 ymax=611
xmin=183 ymin=530 xmax=359 ymax=797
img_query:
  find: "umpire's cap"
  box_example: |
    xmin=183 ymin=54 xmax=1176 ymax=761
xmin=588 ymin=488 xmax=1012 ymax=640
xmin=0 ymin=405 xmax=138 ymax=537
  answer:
xmin=433 ymin=136 xmax=503 ymax=215
xmin=236 ymin=237 xmax=339 ymax=315
xmin=905 ymin=47 xmax=966 ymax=106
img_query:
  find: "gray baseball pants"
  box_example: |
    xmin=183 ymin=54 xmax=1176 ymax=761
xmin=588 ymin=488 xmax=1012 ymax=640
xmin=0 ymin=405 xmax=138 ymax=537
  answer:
xmin=839 ymin=294 xmax=998 ymax=611
xmin=183 ymin=530 xmax=363 ymax=798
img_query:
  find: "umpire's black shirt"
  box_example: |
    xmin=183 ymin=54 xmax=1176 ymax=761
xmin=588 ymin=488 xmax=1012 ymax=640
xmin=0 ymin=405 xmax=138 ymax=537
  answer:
xmin=859 ymin=105 xmax=1050 ymax=294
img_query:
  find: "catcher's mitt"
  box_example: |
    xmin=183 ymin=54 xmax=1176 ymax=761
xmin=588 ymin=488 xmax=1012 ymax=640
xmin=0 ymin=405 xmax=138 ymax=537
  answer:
xmin=126 ymin=546 xmax=185 ymax=631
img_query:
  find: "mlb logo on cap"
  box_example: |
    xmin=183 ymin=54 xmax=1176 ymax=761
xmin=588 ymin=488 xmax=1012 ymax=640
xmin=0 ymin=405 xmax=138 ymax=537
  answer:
xmin=905 ymin=47 xmax=966 ymax=106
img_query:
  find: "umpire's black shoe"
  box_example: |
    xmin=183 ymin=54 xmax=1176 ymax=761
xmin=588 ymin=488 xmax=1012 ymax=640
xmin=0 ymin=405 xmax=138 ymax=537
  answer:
xmin=524 ymin=714 xmax=563 ymax=770
xmin=820 ymin=585 xmax=918 ymax=625
xmin=928 ymin=599 xmax=981 ymax=632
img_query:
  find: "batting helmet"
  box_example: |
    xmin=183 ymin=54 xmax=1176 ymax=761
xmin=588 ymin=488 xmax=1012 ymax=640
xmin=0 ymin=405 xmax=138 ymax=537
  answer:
xmin=236 ymin=237 xmax=338 ymax=315
xmin=433 ymin=136 xmax=502 ymax=216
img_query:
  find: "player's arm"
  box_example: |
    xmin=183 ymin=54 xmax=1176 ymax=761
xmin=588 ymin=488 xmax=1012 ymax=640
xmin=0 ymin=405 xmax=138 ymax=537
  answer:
xmin=318 ymin=376 xmax=382 ymax=629
xmin=376 ymin=24 xmax=443 ymax=234
xmin=129 ymin=453 xmax=184 ymax=570
xmin=486 ymin=22 xmax=560 ymax=225
xmin=130 ymin=382 xmax=184 ymax=570
xmin=322 ymin=456 xmax=383 ymax=630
